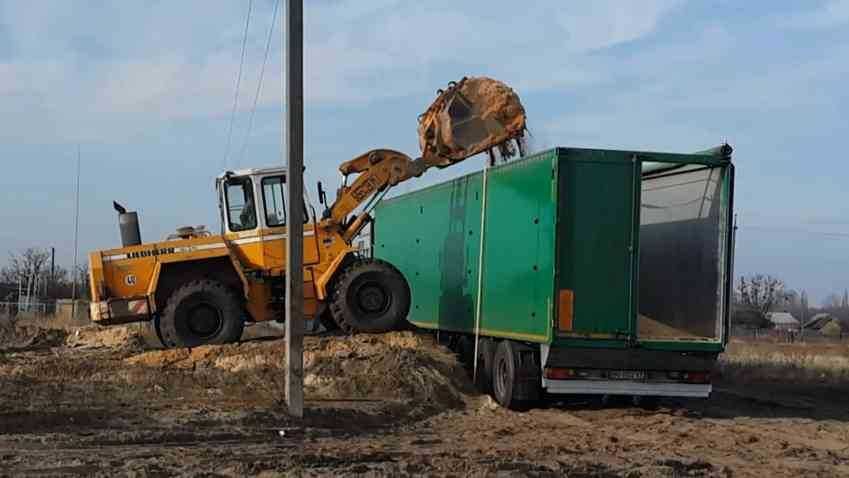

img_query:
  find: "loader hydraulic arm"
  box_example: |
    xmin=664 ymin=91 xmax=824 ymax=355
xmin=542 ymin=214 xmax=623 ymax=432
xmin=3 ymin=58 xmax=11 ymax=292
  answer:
xmin=324 ymin=76 xmax=527 ymax=240
xmin=327 ymin=149 xmax=425 ymax=226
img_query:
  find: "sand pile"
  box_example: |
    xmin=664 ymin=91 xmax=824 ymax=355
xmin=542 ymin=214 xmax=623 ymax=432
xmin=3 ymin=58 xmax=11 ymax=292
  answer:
xmin=638 ymin=314 xmax=702 ymax=339
xmin=2 ymin=317 xmax=474 ymax=412
xmin=0 ymin=315 xmax=151 ymax=354
xmin=65 ymin=324 xmax=148 ymax=351
xmin=125 ymin=331 xmax=472 ymax=408
xmin=0 ymin=318 xmax=67 ymax=352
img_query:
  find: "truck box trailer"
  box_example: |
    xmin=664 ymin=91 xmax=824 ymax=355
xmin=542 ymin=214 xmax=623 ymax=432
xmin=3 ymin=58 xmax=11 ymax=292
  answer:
xmin=373 ymin=145 xmax=735 ymax=409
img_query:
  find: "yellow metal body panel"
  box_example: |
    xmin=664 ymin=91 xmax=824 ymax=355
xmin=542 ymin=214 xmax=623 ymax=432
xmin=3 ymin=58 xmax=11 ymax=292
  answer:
xmin=88 ymin=251 xmax=105 ymax=299
xmin=91 ymin=220 xmax=354 ymax=323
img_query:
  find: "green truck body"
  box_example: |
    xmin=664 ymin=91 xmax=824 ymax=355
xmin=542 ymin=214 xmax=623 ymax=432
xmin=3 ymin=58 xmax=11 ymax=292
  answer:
xmin=374 ymin=146 xmax=734 ymax=403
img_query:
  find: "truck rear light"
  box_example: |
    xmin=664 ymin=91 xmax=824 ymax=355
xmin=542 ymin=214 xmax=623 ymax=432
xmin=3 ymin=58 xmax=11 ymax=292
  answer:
xmin=558 ymin=289 xmax=574 ymax=331
xmin=682 ymin=372 xmax=710 ymax=384
xmin=544 ymin=367 xmax=577 ymax=379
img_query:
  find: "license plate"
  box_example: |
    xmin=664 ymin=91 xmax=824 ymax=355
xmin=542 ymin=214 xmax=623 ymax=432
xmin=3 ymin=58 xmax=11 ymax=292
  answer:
xmin=609 ymin=370 xmax=646 ymax=381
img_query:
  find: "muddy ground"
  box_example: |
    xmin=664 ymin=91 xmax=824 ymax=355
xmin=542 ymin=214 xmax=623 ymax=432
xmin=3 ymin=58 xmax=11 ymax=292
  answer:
xmin=1 ymin=318 xmax=848 ymax=477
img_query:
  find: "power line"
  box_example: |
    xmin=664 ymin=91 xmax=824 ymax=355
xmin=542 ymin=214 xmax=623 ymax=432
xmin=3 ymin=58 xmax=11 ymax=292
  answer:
xmin=237 ymin=0 xmax=280 ymax=167
xmin=739 ymin=224 xmax=849 ymax=238
xmin=223 ymin=0 xmax=254 ymax=170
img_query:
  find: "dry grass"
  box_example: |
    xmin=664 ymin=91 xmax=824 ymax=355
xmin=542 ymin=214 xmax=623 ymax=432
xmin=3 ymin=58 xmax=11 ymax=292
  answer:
xmin=717 ymin=339 xmax=849 ymax=385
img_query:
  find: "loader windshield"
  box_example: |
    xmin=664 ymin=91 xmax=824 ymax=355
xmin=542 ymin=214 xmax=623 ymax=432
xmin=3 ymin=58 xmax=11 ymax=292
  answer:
xmin=225 ymin=177 xmax=257 ymax=231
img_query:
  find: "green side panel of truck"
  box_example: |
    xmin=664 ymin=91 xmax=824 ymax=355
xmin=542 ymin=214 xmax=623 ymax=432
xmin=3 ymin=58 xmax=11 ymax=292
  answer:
xmin=479 ymin=152 xmax=557 ymax=342
xmin=375 ymin=150 xmax=557 ymax=342
xmin=375 ymin=146 xmax=733 ymax=353
xmin=374 ymin=173 xmax=483 ymax=333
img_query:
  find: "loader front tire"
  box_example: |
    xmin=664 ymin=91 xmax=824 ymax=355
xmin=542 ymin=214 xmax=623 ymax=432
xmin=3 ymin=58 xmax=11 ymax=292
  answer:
xmin=330 ymin=259 xmax=410 ymax=333
xmin=159 ymin=280 xmax=244 ymax=348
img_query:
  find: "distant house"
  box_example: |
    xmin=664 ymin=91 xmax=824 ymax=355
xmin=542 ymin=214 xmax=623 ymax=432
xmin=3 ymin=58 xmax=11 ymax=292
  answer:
xmin=803 ymin=313 xmax=834 ymax=330
xmin=732 ymin=306 xmax=768 ymax=329
xmin=803 ymin=313 xmax=843 ymax=337
xmin=766 ymin=312 xmax=800 ymax=331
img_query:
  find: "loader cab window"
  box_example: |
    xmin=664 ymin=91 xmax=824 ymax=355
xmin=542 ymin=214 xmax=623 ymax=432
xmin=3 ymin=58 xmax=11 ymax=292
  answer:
xmin=225 ymin=177 xmax=257 ymax=231
xmin=262 ymin=176 xmax=287 ymax=227
xmin=261 ymin=175 xmax=311 ymax=227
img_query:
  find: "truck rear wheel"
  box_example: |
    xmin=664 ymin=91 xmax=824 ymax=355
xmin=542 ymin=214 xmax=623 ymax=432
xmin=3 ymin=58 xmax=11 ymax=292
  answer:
xmin=474 ymin=337 xmax=496 ymax=394
xmin=492 ymin=340 xmax=541 ymax=410
xmin=492 ymin=340 xmax=520 ymax=409
xmin=329 ymin=259 xmax=410 ymax=333
xmin=159 ymin=280 xmax=244 ymax=348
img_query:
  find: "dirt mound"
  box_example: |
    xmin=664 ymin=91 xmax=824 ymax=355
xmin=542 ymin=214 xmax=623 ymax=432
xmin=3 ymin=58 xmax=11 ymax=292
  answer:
xmin=126 ymin=331 xmax=472 ymax=408
xmin=0 ymin=318 xmax=67 ymax=351
xmin=65 ymin=324 xmax=147 ymax=351
xmin=0 ymin=316 xmax=151 ymax=354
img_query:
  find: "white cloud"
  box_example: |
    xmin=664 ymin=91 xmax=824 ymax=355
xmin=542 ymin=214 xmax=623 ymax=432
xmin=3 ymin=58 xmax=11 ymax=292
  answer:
xmin=555 ymin=0 xmax=682 ymax=52
xmin=779 ymin=0 xmax=849 ymax=30
xmin=0 ymin=0 xmax=684 ymax=144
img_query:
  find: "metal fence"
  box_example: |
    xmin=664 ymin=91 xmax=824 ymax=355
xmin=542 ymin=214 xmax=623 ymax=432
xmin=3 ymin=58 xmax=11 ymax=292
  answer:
xmin=0 ymin=301 xmax=52 ymax=320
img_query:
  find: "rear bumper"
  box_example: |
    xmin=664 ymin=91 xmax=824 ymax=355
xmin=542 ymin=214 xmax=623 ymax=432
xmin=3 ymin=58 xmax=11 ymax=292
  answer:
xmin=90 ymin=297 xmax=151 ymax=325
xmin=543 ymin=378 xmax=711 ymax=398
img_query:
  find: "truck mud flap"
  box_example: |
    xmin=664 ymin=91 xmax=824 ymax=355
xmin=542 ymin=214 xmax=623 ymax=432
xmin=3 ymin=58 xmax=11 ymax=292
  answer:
xmin=513 ymin=342 xmax=541 ymax=401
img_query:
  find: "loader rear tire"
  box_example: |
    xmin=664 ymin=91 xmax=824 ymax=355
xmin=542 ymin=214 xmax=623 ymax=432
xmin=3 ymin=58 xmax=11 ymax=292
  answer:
xmin=329 ymin=259 xmax=410 ymax=333
xmin=159 ymin=280 xmax=244 ymax=348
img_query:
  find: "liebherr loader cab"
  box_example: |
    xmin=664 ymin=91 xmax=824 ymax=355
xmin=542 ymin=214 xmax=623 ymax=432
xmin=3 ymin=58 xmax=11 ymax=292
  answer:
xmin=87 ymin=76 xmax=529 ymax=349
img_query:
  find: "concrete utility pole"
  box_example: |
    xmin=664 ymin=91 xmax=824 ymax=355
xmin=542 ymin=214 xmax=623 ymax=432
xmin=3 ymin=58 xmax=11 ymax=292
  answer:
xmin=284 ymin=0 xmax=305 ymax=418
xmin=71 ymin=146 xmax=81 ymax=318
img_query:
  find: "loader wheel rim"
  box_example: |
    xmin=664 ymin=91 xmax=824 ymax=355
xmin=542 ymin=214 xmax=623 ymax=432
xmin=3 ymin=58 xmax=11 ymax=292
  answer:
xmin=186 ymin=303 xmax=223 ymax=339
xmin=356 ymin=282 xmax=390 ymax=314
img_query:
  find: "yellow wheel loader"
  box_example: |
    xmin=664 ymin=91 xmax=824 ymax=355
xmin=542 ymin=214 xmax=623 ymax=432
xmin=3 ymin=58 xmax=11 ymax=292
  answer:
xmin=87 ymin=77 xmax=526 ymax=348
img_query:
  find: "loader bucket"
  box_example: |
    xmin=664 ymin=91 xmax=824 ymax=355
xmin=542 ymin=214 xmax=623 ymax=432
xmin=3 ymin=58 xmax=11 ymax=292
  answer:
xmin=418 ymin=76 xmax=526 ymax=167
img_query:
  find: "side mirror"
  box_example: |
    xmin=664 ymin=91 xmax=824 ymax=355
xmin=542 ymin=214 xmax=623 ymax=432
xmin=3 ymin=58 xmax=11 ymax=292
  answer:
xmin=317 ymin=181 xmax=332 ymax=219
xmin=317 ymin=181 xmax=327 ymax=207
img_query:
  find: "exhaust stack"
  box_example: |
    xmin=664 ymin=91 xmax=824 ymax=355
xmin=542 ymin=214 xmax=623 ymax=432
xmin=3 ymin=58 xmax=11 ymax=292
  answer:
xmin=114 ymin=201 xmax=141 ymax=247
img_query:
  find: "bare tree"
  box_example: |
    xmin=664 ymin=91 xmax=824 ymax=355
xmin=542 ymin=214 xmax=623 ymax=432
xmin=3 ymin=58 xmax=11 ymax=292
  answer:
xmin=0 ymin=249 xmax=82 ymax=300
xmin=1 ymin=248 xmax=53 ymax=300
xmin=823 ymin=293 xmax=842 ymax=309
xmin=73 ymin=264 xmax=91 ymax=300
xmin=800 ymin=290 xmax=809 ymax=321
xmin=782 ymin=289 xmax=810 ymax=323
xmin=784 ymin=289 xmax=800 ymax=309
xmin=1 ymin=248 xmax=50 ymax=284
xmin=736 ymin=274 xmax=785 ymax=326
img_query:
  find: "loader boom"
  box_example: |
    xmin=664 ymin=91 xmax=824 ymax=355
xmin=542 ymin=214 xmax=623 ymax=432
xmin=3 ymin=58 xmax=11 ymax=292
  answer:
xmin=325 ymin=76 xmax=526 ymax=236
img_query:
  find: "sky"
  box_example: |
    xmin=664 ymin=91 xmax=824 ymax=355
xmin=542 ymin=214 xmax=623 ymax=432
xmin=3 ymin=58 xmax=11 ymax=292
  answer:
xmin=1 ymin=0 xmax=848 ymax=304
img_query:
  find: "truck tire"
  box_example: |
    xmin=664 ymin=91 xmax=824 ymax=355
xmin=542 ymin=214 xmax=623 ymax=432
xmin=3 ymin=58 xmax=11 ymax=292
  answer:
xmin=159 ymin=280 xmax=245 ymax=348
xmin=492 ymin=340 xmax=524 ymax=410
xmin=329 ymin=259 xmax=410 ymax=333
xmin=474 ymin=337 xmax=495 ymax=394
xmin=455 ymin=335 xmax=474 ymax=369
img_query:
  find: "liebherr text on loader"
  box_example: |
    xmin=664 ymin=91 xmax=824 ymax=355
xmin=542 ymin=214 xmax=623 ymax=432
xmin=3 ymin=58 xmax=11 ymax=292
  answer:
xmin=88 ymin=77 xmax=527 ymax=348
